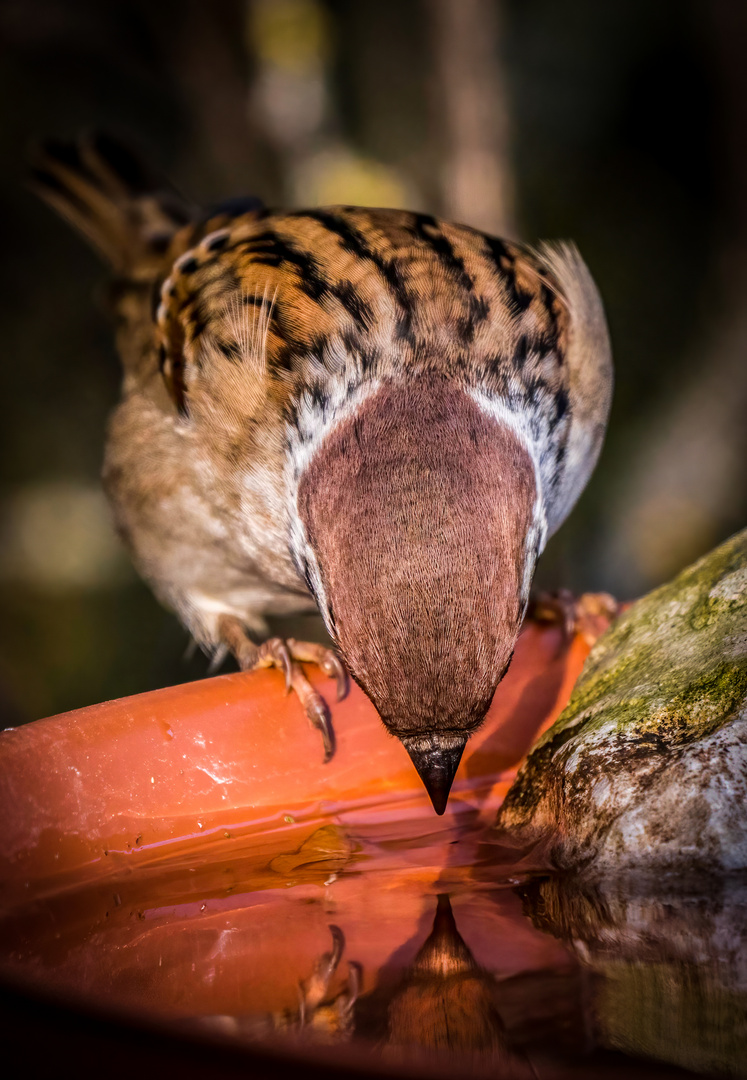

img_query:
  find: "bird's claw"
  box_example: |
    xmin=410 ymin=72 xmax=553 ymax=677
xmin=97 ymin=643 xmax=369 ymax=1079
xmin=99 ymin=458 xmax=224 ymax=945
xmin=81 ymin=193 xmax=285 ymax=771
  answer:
xmin=279 ymin=644 xmax=340 ymax=761
xmin=321 ymin=652 xmax=348 ymax=702
xmin=257 ymin=637 xmax=293 ymax=692
xmin=296 ymin=925 xmax=361 ymax=1033
xmin=306 ymin=693 xmax=335 ymax=763
xmin=343 ymin=961 xmax=362 ymax=1014
xmin=262 ymin=639 xmax=340 ymax=761
xmin=218 ymin=618 xmax=347 ymax=764
xmin=285 ymin=639 xmax=349 ymax=704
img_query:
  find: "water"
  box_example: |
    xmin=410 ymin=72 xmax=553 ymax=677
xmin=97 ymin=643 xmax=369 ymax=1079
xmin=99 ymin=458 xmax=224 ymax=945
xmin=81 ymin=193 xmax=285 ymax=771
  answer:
xmin=0 ymin=798 xmax=744 ymax=1078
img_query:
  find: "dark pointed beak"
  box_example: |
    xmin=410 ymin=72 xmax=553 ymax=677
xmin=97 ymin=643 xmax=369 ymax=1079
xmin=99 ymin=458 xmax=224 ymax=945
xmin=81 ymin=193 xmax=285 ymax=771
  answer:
xmin=401 ymin=733 xmax=467 ymax=814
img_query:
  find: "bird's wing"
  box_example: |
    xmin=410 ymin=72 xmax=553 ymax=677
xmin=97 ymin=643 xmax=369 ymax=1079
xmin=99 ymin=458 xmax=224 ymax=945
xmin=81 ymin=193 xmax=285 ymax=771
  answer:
xmin=533 ymin=242 xmax=613 ymax=536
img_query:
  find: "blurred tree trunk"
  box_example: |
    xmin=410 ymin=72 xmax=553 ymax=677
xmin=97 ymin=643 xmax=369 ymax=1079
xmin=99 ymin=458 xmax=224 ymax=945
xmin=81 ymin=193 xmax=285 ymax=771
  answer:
xmin=429 ymin=0 xmax=516 ymax=237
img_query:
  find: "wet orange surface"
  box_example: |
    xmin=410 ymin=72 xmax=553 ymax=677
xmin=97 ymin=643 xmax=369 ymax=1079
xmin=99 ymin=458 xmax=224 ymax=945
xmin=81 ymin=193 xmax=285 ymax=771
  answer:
xmin=6 ymin=614 xmax=694 ymax=1077
xmin=0 ymin=620 xmax=589 ymax=906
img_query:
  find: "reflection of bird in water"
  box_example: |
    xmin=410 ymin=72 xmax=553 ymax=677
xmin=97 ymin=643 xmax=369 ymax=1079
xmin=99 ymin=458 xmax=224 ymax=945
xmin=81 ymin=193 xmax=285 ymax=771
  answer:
xmin=199 ymin=924 xmax=360 ymax=1045
xmin=357 ymin=893 xmax=590 ymax=1066
xmin=293 ymin=924 xmax=361 ymax=1041
xmin=357 ymin=893 xmax=512 ymax=1065
xmin=196 ymin=895 xmax=589 ymax=1067
xmin=198 ymin=898 xmax=509 ymax=1060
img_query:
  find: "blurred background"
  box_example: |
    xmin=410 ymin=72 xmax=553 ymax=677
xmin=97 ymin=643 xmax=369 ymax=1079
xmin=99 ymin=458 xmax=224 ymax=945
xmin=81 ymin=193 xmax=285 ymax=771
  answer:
xmin=1 ymin=0 xmax=745 ymax=724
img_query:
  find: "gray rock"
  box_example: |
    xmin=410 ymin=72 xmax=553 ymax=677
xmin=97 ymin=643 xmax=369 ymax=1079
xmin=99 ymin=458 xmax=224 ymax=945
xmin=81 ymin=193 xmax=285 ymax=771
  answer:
xmin=495 ymin=528 xmax=747 ymax=878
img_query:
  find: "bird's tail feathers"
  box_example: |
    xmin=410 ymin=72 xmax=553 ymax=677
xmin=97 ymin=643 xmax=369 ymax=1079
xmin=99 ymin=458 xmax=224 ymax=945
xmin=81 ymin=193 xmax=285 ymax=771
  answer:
xmin=30 ymin=132 xmax=195 ymax=277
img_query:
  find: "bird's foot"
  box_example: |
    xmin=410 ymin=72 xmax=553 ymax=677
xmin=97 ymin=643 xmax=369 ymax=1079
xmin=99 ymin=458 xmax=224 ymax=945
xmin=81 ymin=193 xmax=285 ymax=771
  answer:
xmin=256 ymin=637 xmax=349 ymax=763
xmin=217 ymin=616 xmax=348 ymax=762
xmin=528 ymin=589 xmax=620 ymax=648
xmin=299 ymin=924 xmax=346 ymax=1015
xmin=298 ymin=926 xmax=361 ymax=1034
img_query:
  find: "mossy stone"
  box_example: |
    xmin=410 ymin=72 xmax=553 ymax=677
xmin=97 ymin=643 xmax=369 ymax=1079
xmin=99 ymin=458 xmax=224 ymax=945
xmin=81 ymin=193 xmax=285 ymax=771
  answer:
xmin=495 ymin=528 xmax=747 ymax=878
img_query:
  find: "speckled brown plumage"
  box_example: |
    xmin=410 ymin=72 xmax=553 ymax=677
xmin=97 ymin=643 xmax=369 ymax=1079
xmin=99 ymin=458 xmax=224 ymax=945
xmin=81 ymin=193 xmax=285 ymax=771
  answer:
xmin=33 ymin=134 xmax=613 ymax=812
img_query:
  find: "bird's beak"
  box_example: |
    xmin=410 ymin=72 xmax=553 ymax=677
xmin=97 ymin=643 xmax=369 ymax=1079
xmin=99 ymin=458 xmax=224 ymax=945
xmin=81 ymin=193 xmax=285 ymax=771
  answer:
xmin=401 ymin=733 xmax=468 ymax=815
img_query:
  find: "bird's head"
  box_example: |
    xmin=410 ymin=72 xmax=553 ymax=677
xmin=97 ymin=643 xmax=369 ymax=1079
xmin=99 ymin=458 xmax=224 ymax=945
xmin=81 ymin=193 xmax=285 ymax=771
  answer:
xmin=295 ymin=372 xmax=542 ymax=813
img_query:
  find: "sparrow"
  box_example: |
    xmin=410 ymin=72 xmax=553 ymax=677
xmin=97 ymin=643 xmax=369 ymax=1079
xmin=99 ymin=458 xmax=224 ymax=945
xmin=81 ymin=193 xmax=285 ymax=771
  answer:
xmin=367 ymin=894 xmax=510 ymax=1060
xmin=32 ymin=134 xmax=612 ymax=814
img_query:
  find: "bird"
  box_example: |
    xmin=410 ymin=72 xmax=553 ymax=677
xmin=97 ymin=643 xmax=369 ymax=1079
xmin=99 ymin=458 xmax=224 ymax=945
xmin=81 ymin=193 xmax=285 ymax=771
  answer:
xmin=32 ymin=133 xmax=612 ymax=815
xmin=360 ymin=894 xmax=511 ymax=1061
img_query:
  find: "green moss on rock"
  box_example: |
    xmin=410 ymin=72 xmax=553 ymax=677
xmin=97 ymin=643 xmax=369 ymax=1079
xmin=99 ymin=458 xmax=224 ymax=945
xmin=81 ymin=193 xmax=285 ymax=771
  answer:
xmin=496 ymin=529 xmax=747 ymax=877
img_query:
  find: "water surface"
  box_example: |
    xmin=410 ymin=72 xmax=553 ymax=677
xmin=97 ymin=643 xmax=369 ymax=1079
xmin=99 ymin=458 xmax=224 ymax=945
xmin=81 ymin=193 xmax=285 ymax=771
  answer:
xmin=1 ymin=797 xmax=744 ymax=1078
